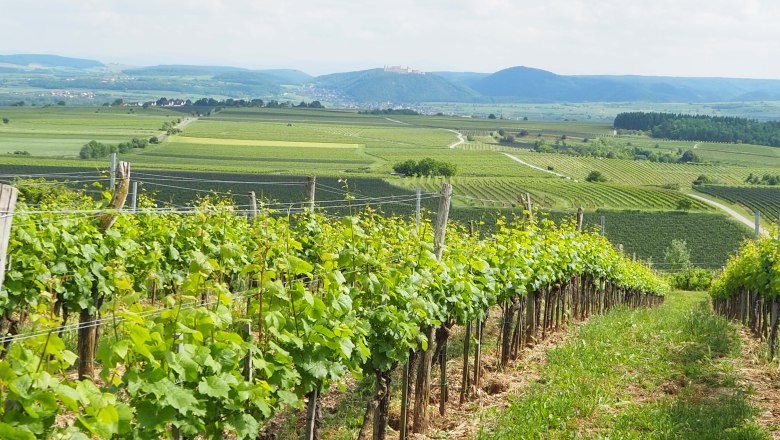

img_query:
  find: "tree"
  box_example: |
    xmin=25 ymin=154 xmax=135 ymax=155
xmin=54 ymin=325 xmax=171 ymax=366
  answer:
xmin=57 ymin=100 xmax=66 ymax=106
xmin=2 ymin=118 xmax=8 ymax=124
xmin=676 ymin=198 xmax=693 ymax=211
xmin=678 ymin=150 xmax=701 ymax=163
xmin=488 ymin=113 xmax=497 ymax=119
xmin=585 ymin=171 xmax=607 ymax=182
xmin=692 ymin=174 xmax=711 ymax=185
xmin=664 ymin=239 xmax=692 ymax=273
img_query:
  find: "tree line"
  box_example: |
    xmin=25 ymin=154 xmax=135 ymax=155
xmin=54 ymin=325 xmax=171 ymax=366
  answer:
xmin=613 ymin=112 xmax=780 ymax=147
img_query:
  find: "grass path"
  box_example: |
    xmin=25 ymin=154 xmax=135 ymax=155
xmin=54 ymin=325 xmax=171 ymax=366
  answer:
xmin=477 ymin=291 xmax=772 ymax=439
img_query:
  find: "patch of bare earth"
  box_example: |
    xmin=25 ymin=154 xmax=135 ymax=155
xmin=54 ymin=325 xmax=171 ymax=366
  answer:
xmin=736 ymin=329 xmax=780 ymax=439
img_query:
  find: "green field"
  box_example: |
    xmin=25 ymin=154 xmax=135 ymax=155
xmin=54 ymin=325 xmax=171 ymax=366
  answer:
xmin=0 ymin=105 xmax=770 ymax=269
xmin=0 ymin=106 xmax=178 ymax=156
xmin=395 ymin=176 xmax=712 ymax=211
xmin=695 ymin=185 xmax=780 ymax=221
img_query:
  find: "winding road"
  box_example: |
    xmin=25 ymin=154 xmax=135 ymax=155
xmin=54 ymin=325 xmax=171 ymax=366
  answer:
xmin=687 ymin=193 xmax=768 ymax=236
xmin=446 ymin=129 xmax=466 ymax=149
xmin=502 ymin=153 xmax=570 ymax=179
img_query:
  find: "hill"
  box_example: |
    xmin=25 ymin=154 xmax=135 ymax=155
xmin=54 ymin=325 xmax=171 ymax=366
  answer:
xmin=313 ymin=69 xmax=478 ymax=103
xmin=0 ymin=54 xmax=104 ymax=69
xmin=472 ymin=66 xmax=780 ymax=103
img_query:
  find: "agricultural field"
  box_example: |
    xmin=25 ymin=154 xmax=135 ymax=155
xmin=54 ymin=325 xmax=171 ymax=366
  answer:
xmin=695 ymin=185 xmax=780 ymax=221
xmin=395 ymin=176 xmax=712 ymax=211
xmin=506 ymin=149 xmax=779 ymax=186
xmin=0 ymin=105 xmax=769 ymax=269
xmin=0 ymin=106 xmax=179 ymax=156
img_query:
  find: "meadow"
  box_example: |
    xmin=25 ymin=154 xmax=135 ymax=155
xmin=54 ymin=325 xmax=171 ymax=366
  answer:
xmin=0 ymin=106 xmax=179 ymax=156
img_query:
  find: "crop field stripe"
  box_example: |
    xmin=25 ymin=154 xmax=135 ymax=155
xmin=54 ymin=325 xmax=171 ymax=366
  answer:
xmin=170 ymin=136 xmax=360 ymax=148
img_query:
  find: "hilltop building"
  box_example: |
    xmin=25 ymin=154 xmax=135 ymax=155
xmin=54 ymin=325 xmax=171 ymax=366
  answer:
xmin=383 ymin=65 xmax=425 ymax=75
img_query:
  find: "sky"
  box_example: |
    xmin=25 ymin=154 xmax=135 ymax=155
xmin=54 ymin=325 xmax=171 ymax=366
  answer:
xmin=1 ymin=0 xmax=779 ymax=78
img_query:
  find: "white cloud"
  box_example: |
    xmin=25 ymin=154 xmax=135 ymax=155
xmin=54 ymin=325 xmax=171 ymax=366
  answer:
xmin=0 ymin=0 xmax=778 ymax=78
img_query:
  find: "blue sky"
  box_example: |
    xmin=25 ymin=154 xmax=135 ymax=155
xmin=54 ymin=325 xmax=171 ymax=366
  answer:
xmin=1 ymin=0 xmax=778 ymax=78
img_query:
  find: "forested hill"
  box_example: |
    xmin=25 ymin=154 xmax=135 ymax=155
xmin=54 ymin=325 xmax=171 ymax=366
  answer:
xmin=614 ymin=112 xmax=780 ymax=147
xmin=313 ymin=69 xmax=478 ymax=103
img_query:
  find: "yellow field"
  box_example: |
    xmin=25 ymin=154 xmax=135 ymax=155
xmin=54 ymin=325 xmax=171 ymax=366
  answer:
xmin=170 ymin=136 xmax=360 ymax=149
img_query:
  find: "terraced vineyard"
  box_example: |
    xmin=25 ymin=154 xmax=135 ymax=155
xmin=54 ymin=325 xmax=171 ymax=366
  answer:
xmin=695 ymin=185 xmax=780 ymax=220
xmin=395 ymin=176 xmax=711 ymax=211
xmin=507 ymin=150 xmax=778 ymax=186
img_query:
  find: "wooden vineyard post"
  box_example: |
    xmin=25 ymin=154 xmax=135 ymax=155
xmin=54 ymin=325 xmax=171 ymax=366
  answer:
xmin=399 ymin=350 xmax=415 ymax=440
xmin=304 ymin=388 xmax=320 ymax=440
xmin=459 ymin=321 xmax=471 ymax=404
xmin=771 ymin=299 xmax=779 ymax=360
xmin=413 ymin=183 xmax=452 ymax=434
xmin=524 ymin=192 xmax=533 ymax=223
xmin=473 ymin=320 xmax=483 ymax=391
xmin=172 ymin=333 xmax=185 ymax=440
xmin=0 ymin=184 xmax=19 ymax=290
xmin=433 ymin=183 xmax=452 ymax=260
xmin=248 ymin=191 xmax=258 ymax=224
xmin=306 ymin=176 xmax=316 ymax=211
xmin=79 ymin=161 xmax=130 ymax=379
xmin=576 ymin=206 xmax=584 ymax=231
xmin=600 ymin=215 xmax=606 ymax=236
xmin=459 ymin=220 xmax=474 ymax=404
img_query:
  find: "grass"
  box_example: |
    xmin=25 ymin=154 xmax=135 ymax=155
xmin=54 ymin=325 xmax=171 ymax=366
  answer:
xmin=0 ymin=106 xmax=177 ymax=156
xmin=170 ymin=136 xmax=360 ymax=148
xmin=477 ymin=291 xmax=770 ymax=439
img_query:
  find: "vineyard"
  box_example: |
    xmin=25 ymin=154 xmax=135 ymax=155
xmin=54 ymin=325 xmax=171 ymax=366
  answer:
xmin=395 ymin=176 xmax=712 ymax=211
xmin=0 ymin=166 xmax=667 ymax=439
xmin=506 ymin=150 xmax=779 ymax=186
xmin=711 ymin=231 xmax=780 ymax=355
xmin=695 ymin=185 xmax=780 ymax=221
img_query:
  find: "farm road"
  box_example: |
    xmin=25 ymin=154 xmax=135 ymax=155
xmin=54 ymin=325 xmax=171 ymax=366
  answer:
xmin=687 ymin=193 xmax=768 ymax=236
xmin=446 ymin=129 xmax=465 ymax=149
xmin=502 ymin=153 xmax=569 ymax=178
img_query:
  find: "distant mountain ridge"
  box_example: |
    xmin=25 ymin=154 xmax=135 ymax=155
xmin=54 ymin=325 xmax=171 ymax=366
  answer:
xmin=0 ymin=54 xmax=104 ymax=69
xmin=313 ymin=69 xmax=478 ymax=103
xmin=4 ymin=54 xmax=780 ymax=104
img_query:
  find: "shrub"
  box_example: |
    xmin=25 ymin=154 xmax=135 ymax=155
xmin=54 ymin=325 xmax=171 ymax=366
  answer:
xmin=392 ymin=158 xmax=457 ymax=177
xmin=585 ymin=171 xmax=608 ymax=182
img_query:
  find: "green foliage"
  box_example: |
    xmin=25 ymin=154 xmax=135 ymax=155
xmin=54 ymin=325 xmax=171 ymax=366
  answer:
xmin=676 ymin=198 xmax=693 ymax=211
xmin=2 ymin=118 xmax=9 ymax=124
xmin=669 ymin=268 xmax=714 ymax=291
xmin=393 ymin=158 xmax=457 ymax=177
xmin=695 ymin=185 xmax=780 ymax=221
xmin=679 ymin=149 xmax=701 ymax=163
xmin=585 ymin=170 xmax=607 ymax=182
xmin=79 ymin=140 xmax=117 ymax=159
xmin=117 ymin=138 xmax=148 ymax=153
xmin=711 ymin=234 xmax=780 ymax=300
xmin=614 ymin=111 xmax=780 ymax=147
xmin=0 ymin=184 xmax=667 ymax=439
xmin=693 ymin=174 xmax=711 ymax=185
xmin=664 ymin=239 xmax=692 ymax=272
xmin=745 ymin=172 xmax=780 ymax=185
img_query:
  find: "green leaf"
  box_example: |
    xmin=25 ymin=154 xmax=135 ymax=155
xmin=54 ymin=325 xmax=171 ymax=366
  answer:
xmin=287 ymin=255 xmax=313 ymax=275
xmin=229 ymin=413 xmax=261 ymax=440
xmin=0 ymin=423 xmax=36 ymax=440
xmin=198 ymin=375 xmax=231 ymax=399
xmin=163 ymin=384 xmax=200 ymax=416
